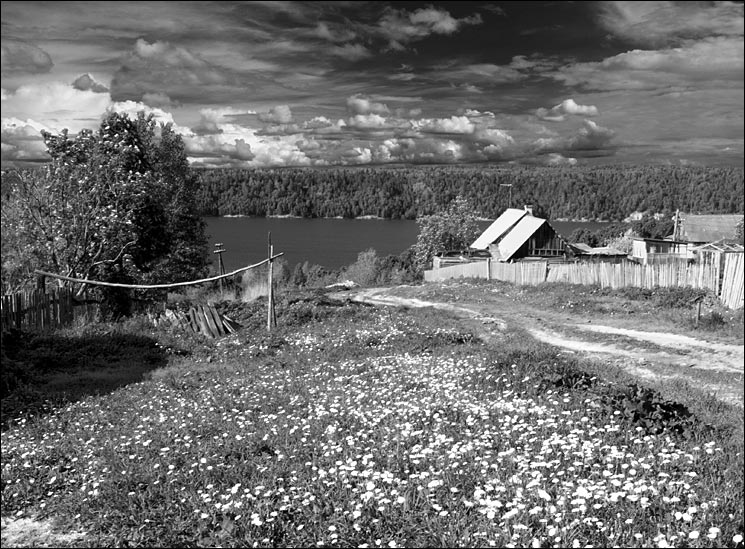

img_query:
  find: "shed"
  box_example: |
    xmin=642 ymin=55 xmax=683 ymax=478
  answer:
xmin=471 ymin=208 xmax=569 ymax=262
xmin=631 ymin=237 xmax=689 ymax=265
xmin=568 ymin=243 xmax=628 ymax=263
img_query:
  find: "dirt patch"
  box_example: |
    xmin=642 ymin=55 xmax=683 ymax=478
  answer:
xmin=332 ymin=285 xmax=744 ymax=408
xmin=1 ymin=516 xmax=85 ymax=548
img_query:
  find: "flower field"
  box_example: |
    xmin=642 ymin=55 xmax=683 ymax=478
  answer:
xmin=1 ymin=296 xmax=743 ymax=547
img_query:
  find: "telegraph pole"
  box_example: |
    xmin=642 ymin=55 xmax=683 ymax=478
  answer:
xmin=213 ymin=242 xmax=226 ymax=292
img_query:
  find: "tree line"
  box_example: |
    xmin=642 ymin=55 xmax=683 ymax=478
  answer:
xmin=194 ymin=164 xmax=744 ymax=221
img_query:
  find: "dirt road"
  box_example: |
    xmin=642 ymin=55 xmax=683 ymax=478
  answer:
xmin=330 ymin=285 xmax=744 ymax=407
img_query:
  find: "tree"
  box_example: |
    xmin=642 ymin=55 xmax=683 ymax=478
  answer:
xmin=412 ymin=196 xmax=481 ymax=270
xmin=736 ymin=217 xmax=744 ymax=245
xmin=1 ymin=111 xmax=208 ymax=314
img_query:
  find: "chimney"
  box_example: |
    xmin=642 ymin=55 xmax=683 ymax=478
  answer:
xmin=524 ymin=205 xmax=533 ymax=215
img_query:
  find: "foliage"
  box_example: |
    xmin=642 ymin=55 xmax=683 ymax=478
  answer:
xmin=413 ymin=196 xmax=482 ymax=269
xmin=193 ymin=164 xmax=744 ymax=221
xmin=1 ymin=112 xmax=208 ymax=310
xmin=631 ymin=213 xmax=675 ymax=239
xmin=736 ymin=217 xmax=744 ymax=245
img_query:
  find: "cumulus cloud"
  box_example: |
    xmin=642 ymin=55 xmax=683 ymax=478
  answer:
xmin=347 ymin=113 xmax=390 ymax=129
xmin=72 ymin=73 xmax=109 ymax=94
xmin=544 ymin=153 xmax=578 ymax=166
xmin=598 ymin=1 xmax=744 ymax=47
xmin=1 ymin=117 xmax=51 ymax=163
xmin=2 ymin=82 xmax=112 ymax=133
xmin=346 ymin=94 xmax=390 ymax=115
xmin=536 ymin=98 xmax=599 ymax=121
xmin=413 ymin=115 xmax=475 ymax=134
xmin=568 ymin=120 xmax=615 ymax=150
xmin=258 ymin=105 xmax=293 ymax=124
xmin=1 ymin=38 xmax=53 ymax=75
xmin=186 ymin=135 xmax=255 ymax=161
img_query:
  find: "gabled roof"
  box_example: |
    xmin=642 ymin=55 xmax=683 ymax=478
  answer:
xmin=680 ymin=214 xmax=742 ymax=243
xmin=470 ymin=208 xmax=527 ymax=249
xmin=497 ymin=215 xmax=546 ymax=261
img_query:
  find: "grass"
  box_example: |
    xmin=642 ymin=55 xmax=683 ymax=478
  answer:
xmin=1 ymin=289 xmax=744 ymax=548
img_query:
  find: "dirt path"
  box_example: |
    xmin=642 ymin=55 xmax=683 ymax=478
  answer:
xmin=331 ymin=286 xmax=744 ymax=407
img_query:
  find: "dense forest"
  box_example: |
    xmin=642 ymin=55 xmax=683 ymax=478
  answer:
xmin=194 ymin=164 xmax=744 ymax=221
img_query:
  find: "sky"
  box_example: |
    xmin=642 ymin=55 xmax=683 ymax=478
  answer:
xmin=1 ymin=1 xmax=743 ymax=169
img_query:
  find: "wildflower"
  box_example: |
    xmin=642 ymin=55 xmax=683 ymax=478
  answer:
xmin=689 ymin=531 xmax=699 ymax=540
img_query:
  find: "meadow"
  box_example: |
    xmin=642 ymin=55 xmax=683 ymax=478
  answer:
xmin=1 ymin=287 xmax=744 ymax=548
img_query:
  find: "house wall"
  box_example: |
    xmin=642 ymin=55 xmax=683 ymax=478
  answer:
xmin=513 ymin=224 xmax=567 ymax=260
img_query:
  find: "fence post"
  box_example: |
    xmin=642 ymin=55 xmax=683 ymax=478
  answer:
xmin=267 ymin=232 xmax=274 ymax=331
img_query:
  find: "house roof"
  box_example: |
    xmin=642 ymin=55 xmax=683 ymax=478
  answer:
xmin=470 ymin=208 xmax=528 ymax=250
xmin=680 ymin=214 xmax=742 ymax=243
xmin=498 ymin=215 xmax=546 ymax=261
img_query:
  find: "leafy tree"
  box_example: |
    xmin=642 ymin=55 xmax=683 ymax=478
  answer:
xmin=736 ymin=217 xmax=744 ymax=245
xmin=412 ymin=196 xmax=481 ymax=270
xmin=1 ymin=111 xmax=208 ymax=314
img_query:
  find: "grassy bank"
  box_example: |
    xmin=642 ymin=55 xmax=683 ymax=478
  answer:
xmin=1 ymin=290 xmax=744 ymax=548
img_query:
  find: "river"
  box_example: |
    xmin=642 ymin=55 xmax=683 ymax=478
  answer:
xmin=204 ymin=217 xmax=614 ymax=272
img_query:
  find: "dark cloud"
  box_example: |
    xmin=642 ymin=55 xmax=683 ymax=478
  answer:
xmin=72 ymin=73 xmax=110 ymax=93
xmin=1 ymin=38 xmax=53 ymax=75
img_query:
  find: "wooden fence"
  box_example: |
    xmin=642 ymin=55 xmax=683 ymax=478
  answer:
xmin=424 ymin=252 xmax=745 ymax=309
xmin=1 ymin=288 xmax=78 ymax=332
xmin=720 ymin=253 xmax=744 ymax=309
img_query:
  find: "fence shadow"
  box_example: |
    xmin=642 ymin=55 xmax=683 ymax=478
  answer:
xmin=1 ymin=329 xmax=169 ymax=429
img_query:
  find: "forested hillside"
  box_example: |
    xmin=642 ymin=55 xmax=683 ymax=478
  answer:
xmin=195 ymin=164 xmax=743 ymax=221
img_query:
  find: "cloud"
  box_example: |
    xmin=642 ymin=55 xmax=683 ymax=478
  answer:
xmin=568 ymin=120 xmax=615 ymax=151
xmin=544 ymin=153 xmax=578 ymax=166
xmin=378 ymin=6 xmax=483 ymax=49
xmin=315 ymin=22 xmax=357 ymax=43
xmin=552 ymin=37 xmax=744 ymax=91
xmin=258 ymin=105 xmax=293 ymax=124
xmin=110 ymin=38 xmax=232 ymax=104
xmin=536 ymin=98 xmax=599 ymax=121
xmin=347 ymin=113 xmax=390 ymax=129
xmin=72 ymin=73 xmax=110 ymax=94
xmin=346 ymin=94 xmax=390 ymax=115
xmin=413 ymin=115 xmax=475 ymax=134
xmin=185 ymin=135 xmax=255 ymax=161
xmin=1 ymin=117 xmax=51 ymax=163
xmin=141 ymin=92 xmax=177 ymax=108
xmin=598 ymin=1 xmax=744 ymax=47
xmin=328 ymin=43 xmax=372 ymax=61
xmin=1 ymin=82 xmax=112 ymax=133
xmin=1 ymin=38 xmax=53 ymax=75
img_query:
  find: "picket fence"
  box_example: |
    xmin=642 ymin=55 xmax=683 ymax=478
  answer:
xmin=1 ymin=288 xmax=78 ymax=332
xmin=424 ymin=253 xmax=745 ymax=309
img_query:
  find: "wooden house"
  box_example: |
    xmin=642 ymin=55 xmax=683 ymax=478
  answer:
xmin=630 ymin=237 xmax=689 ymax=265
xmin=470 ymin=207 xmax=570 ymax=262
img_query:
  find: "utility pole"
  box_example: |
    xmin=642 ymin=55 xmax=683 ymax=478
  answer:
xmin=500 ymin=183 xmax=513 ymax=209
xmin=213 ymin=242 xmax=226 ymax=293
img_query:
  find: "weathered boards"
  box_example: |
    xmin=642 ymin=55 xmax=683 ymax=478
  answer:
xmin=148 ymin=305 xmax=242 ymax=338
